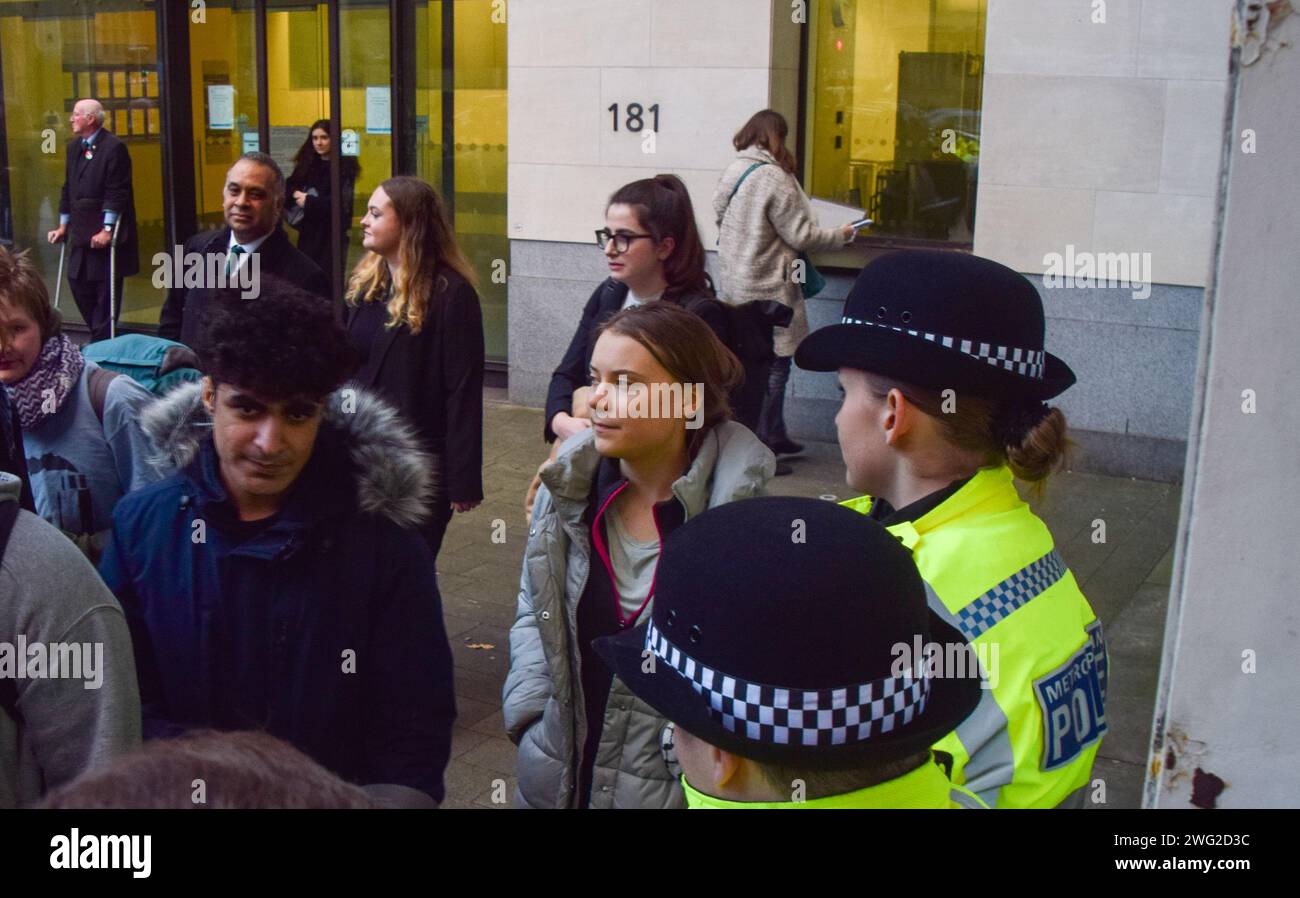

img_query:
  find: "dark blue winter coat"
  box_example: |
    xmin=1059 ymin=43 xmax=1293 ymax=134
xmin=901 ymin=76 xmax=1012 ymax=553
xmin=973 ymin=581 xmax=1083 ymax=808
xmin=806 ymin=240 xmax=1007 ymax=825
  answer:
xmin=99 ymin=382 xmax=455 ymax=803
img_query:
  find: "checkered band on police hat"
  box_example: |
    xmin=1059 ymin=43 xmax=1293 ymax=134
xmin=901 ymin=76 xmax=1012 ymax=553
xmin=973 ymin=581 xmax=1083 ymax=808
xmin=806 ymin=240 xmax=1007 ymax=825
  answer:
xmin=645 ymin=620 xmax=931 ymax=748
xmin=840 ymin=316 xmax=1046 ymax=380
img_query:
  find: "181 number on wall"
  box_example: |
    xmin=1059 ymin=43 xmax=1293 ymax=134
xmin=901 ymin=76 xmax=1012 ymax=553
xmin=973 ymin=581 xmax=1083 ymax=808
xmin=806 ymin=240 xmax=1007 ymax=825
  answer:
xmin=609 ymin=102 xmax=660 ymax=132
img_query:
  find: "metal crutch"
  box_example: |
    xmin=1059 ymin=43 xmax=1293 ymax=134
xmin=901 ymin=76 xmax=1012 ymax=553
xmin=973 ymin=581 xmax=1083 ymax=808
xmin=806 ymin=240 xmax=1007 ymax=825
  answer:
xmin=53 ymin=237 xmax=67 ymax=310
xmin=109 ymin=219 xmax=120 ymax=340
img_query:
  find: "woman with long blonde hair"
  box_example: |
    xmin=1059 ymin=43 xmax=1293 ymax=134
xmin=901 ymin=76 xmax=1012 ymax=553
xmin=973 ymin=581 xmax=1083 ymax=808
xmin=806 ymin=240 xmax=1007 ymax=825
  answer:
xmin=343 ymin=175 xmax=484 ymax=560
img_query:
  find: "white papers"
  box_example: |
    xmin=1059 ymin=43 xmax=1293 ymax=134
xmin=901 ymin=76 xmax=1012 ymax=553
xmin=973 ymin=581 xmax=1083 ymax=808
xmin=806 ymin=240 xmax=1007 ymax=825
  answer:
xmin=365 ymin=86 xmax=391 ymax=135
xmin=207 ymin=85 xmax=235 ymax=130
xmin=809 ymin=196 xmax=866 ymax=229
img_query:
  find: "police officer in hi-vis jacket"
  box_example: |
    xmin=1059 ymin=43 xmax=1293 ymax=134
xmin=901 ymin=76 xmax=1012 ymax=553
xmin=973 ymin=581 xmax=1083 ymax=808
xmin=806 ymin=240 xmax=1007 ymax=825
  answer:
xmin=796 ymin=250 xmax=1108 ymax=808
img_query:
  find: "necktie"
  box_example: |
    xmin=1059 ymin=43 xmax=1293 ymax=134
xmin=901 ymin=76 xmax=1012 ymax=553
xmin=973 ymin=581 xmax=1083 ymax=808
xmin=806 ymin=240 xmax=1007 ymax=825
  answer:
xmin=226 ymin=244 xmax=246 ymax=276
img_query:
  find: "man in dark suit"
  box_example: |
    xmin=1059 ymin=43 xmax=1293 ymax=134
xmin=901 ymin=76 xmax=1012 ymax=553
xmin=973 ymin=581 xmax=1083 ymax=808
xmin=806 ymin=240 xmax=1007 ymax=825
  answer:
xmin=47 ymin=99 xmax=139 ymax=343
xmin=158 ymin=152 xmax=330 ymax=348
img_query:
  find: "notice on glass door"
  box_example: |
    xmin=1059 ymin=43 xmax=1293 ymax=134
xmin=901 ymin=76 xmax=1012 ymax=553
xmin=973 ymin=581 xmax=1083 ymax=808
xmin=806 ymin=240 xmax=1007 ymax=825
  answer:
xmin=365 ymin=86 xmax=391 ymax=135
xmin=207 ymin=85 xmax=235 ymax=130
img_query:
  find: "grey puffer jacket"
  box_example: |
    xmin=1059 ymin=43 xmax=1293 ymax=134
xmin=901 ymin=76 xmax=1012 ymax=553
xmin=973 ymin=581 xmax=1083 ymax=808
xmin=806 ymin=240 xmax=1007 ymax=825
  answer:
xmin=503 ymin=421 xmax=774 ymax=809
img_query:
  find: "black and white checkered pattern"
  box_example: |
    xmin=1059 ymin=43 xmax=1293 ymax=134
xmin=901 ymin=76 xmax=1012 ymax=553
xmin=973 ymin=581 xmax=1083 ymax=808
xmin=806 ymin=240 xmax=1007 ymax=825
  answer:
xmin=840 ymin=316 xmax=1046 ymax=380
xmin=956 ymin=549 xmax=1068 ymax=640
xmin=645 ymin=621 xmax=931 ymax=747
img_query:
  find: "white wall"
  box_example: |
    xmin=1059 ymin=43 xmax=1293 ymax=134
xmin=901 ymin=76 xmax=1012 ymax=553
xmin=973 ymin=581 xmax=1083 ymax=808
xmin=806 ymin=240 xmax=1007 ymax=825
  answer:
xmin=973 ymin=0 xmax=1232 ymax=287
xmin=1146 ymin=7 xmax=1300 ymax=808
xmin=507 ymin=0 xmax=778 ymax=247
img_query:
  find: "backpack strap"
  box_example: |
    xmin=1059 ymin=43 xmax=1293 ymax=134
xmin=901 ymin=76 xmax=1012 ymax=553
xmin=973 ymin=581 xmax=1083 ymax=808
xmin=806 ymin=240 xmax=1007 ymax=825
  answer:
xmin=0 ymin=498 xmax=19 ymax=717
xmin=87 ymin=365 xmax=120 ymax=426
xmin=727 ymin=161 xmax=768 ymax=204
xmin=717 ymin=161 xmax=770 ymax=246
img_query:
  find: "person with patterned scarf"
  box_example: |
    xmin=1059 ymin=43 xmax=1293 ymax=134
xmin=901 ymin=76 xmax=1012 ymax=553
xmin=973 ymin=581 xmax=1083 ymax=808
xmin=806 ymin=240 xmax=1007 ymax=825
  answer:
xmin=0 ymin=246 xmax=167 ymax=561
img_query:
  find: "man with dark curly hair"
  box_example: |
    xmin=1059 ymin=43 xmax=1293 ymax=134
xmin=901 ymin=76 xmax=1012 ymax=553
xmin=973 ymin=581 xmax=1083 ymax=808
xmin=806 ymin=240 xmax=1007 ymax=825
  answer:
xmin=98 ymin=277 xmax=456 ymax=807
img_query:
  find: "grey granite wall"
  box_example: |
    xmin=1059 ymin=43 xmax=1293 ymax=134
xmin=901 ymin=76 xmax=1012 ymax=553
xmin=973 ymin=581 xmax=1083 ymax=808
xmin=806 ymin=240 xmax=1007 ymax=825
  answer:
xmin=509 ymin=239 xmax=1200 ymax=482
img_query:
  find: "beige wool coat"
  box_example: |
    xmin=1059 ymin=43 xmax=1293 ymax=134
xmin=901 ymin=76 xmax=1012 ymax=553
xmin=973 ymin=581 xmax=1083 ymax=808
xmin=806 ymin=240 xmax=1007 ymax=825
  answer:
xmin=712 ymin=145 xmax=848 ymax=356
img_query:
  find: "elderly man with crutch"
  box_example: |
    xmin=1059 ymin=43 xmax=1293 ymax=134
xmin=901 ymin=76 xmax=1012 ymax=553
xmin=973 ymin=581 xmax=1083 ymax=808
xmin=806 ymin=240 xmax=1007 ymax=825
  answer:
xmin=46 ymin=98 xmax=139 ymax=343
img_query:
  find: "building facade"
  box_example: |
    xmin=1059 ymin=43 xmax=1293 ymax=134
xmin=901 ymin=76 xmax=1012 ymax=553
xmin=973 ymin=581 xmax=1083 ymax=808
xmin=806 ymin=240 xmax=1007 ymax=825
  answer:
xmin=506 ymin=0 xmax=1232 ymax=482
xmin=0 ymin=0 xmax=1232 ymax=481
xmin=0 ymin=0 xmax=509 ymax=356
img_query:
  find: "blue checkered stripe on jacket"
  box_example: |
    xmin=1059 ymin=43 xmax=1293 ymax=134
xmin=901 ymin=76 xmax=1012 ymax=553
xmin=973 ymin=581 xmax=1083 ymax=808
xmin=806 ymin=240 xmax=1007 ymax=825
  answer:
xmin=645 ymin=620 xmax=931 ymax=747
xmin=956 ymin=549 xmax=1068 ymax=640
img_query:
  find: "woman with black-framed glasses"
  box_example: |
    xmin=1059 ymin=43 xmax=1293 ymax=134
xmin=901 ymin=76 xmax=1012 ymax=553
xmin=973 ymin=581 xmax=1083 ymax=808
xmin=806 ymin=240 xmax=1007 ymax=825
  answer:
xmin=524 ymin=175 xmax=774 ymax=520
xmin=546 ymin=176 xmax=710 ymax=451
xmin=593 ymin=228 xmax=655 ymax=255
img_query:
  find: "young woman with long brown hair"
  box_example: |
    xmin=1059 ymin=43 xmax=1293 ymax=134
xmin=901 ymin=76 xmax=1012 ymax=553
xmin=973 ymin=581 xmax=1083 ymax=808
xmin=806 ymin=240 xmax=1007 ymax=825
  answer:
xmin=504 ymin=301 xmax=776 ymax=809
xmin=344 ymin=175 xmax=484 ymax=560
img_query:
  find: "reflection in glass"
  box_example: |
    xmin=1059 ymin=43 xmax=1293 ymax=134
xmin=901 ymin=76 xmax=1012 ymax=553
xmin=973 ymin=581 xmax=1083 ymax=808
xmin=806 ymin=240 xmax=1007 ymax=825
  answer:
xmin=805 ymin=0 xmax=986 ymax=246
xmin=417 ymin=1 xmax=507 ymax=361
xmin=0 ymin=3 xmax=164 ymax=327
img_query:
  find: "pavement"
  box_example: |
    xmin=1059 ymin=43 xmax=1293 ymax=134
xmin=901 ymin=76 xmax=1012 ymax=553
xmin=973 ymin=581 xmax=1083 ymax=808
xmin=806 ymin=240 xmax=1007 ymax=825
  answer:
xmin=436 ymin=390 xmax=1179 ymax=808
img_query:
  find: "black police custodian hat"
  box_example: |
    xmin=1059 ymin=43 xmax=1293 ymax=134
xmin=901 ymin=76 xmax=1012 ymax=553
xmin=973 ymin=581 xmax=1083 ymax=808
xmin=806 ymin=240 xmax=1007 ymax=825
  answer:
xmin=593 ymin=497 xmax=981 ymax=768
xmin=795 ymin=250 xmax=1076 ymax=401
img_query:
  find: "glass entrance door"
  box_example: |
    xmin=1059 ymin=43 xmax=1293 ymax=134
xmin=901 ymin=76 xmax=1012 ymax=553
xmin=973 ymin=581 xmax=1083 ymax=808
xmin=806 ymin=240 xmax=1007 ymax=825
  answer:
xmin=265 ymin=0 xmax=393 ymax=297
xmin=0 ymin=0 xmax=165 ymax=328
xmin=1 ymin=0 xmax=507 ymax=356
xmin=417 ymin=0 xmax=507 ymax=361
xmin=188 ymin=0 xmax=260 ymax=231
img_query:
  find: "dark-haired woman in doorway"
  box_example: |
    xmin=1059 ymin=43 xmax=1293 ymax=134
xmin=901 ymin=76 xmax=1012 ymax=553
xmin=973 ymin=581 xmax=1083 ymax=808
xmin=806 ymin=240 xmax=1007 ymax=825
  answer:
xmin=286 ymin=119 xmax=360 ymax=286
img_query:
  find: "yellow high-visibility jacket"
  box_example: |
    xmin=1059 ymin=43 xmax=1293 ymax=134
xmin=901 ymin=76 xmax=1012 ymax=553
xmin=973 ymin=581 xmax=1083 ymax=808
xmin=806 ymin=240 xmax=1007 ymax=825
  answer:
xmin=844 ymin=466 xmax=1107 ymax=808
xmin=683 ymin=754 xmax=987 ymax=809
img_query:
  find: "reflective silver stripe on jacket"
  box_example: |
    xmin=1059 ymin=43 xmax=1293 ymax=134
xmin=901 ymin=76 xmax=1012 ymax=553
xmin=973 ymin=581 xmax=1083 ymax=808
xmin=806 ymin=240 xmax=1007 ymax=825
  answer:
xmin=950 ymin=787 xmax=988 ymax=809
xmin=956 ymin=549 xmax=1067 ymax=640
xmin=925 ymin=583 xmax=1014 ymax=809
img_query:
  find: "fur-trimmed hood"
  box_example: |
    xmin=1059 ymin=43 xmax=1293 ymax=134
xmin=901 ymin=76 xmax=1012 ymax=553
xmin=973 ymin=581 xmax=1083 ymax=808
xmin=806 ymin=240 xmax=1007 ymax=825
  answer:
xmin=141 ymin=381 xmax=436 ymax=528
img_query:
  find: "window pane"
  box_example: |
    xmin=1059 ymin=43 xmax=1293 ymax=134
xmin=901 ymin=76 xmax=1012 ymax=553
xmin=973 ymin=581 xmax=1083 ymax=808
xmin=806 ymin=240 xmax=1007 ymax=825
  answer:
xmin=418 ymin=0 xmax=508 ymax=362
xmin=804 ymin=0 xmax=985 ymax=249
xmin=340 ymin=0 xmax=391 ymax=286
xmin=190 ymin=0 xmax=260 ymax=230
xmin=0 ymin=3 xmax=165 ymax=329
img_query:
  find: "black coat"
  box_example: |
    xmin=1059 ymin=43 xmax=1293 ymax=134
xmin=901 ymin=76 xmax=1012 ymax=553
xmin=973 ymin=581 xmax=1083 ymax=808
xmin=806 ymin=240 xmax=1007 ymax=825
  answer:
xmin=286 ymin=155 xmax=356 ymax=280
xmin=157 ymin=226 xmax=330 ymax=348
xmin=343 ymin=267 xmax=485 ymax=506
xmin=58 ymin=130 xmax=139 ymax=280
xmin=101 ymin=388 xmax=456 ymax=802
